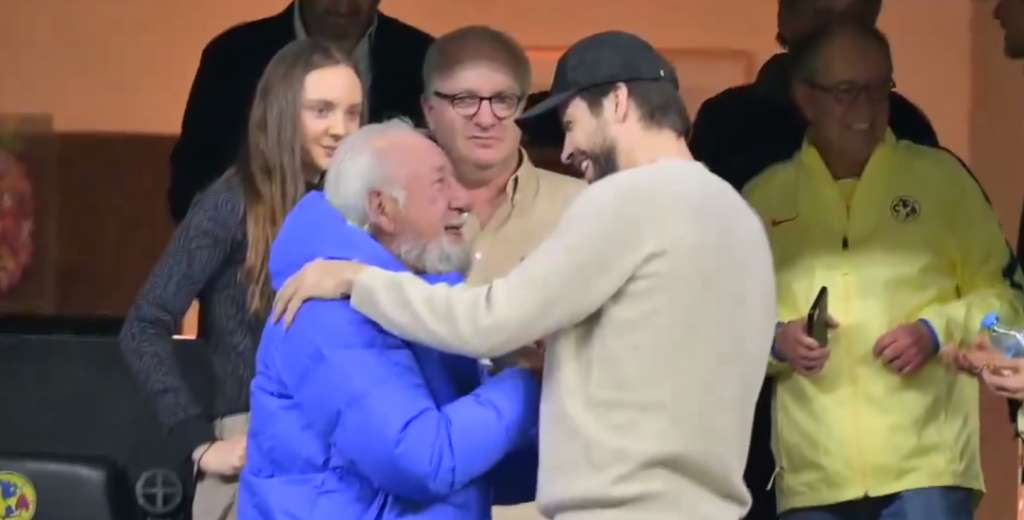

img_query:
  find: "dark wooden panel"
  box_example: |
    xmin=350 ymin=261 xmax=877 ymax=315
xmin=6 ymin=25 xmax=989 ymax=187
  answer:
xmin=54 ymin=133 xmax=176 ymax=317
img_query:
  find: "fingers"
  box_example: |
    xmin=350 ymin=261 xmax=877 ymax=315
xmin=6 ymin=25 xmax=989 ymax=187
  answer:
xmin=873 ymin=331 xmax=899 ymax=358
xmin=826 ymin=314 xmax=840 ymax=329
xmin=282 ymin=296 xmax=303 ymax=329
xmin=793 ymin=347 xmax=830 ymax=376
xmin=875 ymin=338 xmax=905 ymax=365
xmin=272 ymin=276 xmax=298 ymax=324
xmin=890 ymin=347 xmax=925 ymax=376
xmin=982 ymin=370 xmax=1024 ymax=397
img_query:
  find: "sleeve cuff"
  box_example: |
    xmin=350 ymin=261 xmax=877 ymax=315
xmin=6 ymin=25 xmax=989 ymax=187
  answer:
xmin=770 ymin=322 xmax=786 ymax=362
xmin=917 ymin=319 xmax=941 ymax=355
xmin=168 ymin=416 xmax=216 ymax=464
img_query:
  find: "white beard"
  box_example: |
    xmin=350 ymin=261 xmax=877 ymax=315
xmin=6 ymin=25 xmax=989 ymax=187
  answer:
xmin=394 ymin=235 xmax=472 ymax=275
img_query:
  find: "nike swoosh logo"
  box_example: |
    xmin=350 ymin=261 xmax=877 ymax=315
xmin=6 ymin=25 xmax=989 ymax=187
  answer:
xmin=770 ymin=216 xmax=798 ymax=228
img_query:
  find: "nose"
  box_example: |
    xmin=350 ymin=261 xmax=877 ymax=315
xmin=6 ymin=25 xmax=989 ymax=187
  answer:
xmin=447 ymin=180 xmax=471 ymax=215
xmin=472 ymin=100 xmax=499 ymax=128
xmin=560 ymin=139 xmax=575 ymax=166
xmin=330 ymin=109 xmax=360 ymax=141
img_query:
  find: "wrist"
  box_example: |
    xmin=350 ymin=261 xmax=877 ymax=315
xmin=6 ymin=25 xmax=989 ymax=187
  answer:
xmin=770 ymin=322 xmax=787 ymax=362
xmin=917 ymin=319 xmax=940 ymax=356
xmin=192 ymin=441 xmax=216 ymax=463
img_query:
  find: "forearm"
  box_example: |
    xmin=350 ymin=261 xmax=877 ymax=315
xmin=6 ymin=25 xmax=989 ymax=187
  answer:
xmin=350 ymin=183 xmax=651 ymax=357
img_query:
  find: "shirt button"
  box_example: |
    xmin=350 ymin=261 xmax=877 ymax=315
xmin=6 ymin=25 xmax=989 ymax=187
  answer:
xmin=474 ymin=251 xmax=483 ymax=261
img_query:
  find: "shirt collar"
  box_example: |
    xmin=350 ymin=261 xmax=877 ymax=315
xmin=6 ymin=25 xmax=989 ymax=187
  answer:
xmin=799 ymin=128 xmax=897 ymax=183
xmin=504 ymin=150 xmax=540 ymax=210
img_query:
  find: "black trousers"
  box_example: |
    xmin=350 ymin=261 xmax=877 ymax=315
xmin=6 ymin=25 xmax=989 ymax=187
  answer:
xmin=744 ymin=379 xmax=777 ymax=519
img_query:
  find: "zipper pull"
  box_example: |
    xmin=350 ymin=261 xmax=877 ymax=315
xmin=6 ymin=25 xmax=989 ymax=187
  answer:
xmin=842 ymin=236 xmax=849 ymax=250
xmin=767 ymin=466 xmax=780 ymax=491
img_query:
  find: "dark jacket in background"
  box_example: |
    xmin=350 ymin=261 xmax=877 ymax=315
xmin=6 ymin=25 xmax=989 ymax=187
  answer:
xmin=168 ymin=4 xmax=433 ymax=222
xmin=688 ymin=52 xmax=940 ymax=520
xmin=689 ymin=52 xmax=939 ymax=192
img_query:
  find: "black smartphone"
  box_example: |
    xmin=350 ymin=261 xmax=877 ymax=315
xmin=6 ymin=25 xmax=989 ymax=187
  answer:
xmin=806 ymin=286 xmax=829 ymax=348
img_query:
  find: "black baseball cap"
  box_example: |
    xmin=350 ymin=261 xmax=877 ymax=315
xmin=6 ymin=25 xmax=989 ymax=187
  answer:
xmin=519 ymin=31 xmax=678 ymax=120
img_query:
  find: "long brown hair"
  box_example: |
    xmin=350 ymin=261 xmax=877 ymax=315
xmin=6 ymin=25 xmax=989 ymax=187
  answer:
xmin=238 ymin=39 xmax=355 ymax=316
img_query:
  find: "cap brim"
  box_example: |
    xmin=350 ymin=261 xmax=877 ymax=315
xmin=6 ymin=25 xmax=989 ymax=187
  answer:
xmin=518 ymin=90 xmax=578 ymax=121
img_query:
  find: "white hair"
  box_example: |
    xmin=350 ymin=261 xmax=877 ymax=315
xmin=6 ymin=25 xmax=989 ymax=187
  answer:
xmin=323 ymin=118 xmax=415 ymax=228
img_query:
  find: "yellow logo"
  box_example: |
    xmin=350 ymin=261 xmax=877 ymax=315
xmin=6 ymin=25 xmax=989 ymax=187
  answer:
xmin=0 ymin=472 xmax=36 ymax=520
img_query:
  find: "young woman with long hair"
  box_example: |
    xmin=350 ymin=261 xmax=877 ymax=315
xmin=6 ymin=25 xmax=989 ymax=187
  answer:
xmin=119 ymin=38 xmax=362 ymax=519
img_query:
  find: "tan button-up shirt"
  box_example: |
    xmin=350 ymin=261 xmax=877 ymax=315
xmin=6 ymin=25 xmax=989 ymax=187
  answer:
xmin=463 ymin=152 xmax=585 ymax=286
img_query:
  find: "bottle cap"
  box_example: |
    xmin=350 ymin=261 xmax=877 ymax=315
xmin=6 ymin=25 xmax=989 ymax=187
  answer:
xmin=981 ymin=313 xmax=1000 ymax=331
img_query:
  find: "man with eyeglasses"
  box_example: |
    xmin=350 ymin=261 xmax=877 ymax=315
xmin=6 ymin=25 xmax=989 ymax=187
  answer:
xmin=418 ymin=27 xmax=586 ymax=520
xmin=689 ymin=3 xmax=941 ymax=518
xmin=743 ymin=21 xmax=1022 ymax=519
xmin=421 ymin=26 xmax=585 ymax=295
xmin=690 ymin=0 xmax=938 ymax=194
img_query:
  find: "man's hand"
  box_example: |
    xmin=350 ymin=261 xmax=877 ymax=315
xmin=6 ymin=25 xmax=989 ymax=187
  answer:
xmin=195 ymin=435 xmax=246 ymax=477
xmin=873 ymin=322 xmax=936 ymax=377
xmin=272 ymin=259 xmax=367 ymax=328
xmin=775 ymin=317 xmax=836 ymax=377
xmin=948 ymin=334 xmax=1004 ymax=375
xmin=980 ymin=359 xmax=1024 ymax=400
xmin=514 ymin=341 xmax=545 ymax=381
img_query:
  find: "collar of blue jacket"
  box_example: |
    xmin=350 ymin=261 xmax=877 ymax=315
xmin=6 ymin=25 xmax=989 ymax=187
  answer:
xmin=270 ymin=191 xmax=463 ymax=290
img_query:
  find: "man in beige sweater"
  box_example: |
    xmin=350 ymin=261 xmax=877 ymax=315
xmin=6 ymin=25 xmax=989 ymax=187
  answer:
xmin=275 ymin=32 xmax=777 ymax=519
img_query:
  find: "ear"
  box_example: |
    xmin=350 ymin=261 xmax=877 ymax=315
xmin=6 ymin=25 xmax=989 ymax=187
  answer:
xmin=610 ymin=83 xmax=630 ymax=123
xmin=791 ymin=81 xmax=817 ymax=123
xmin=367 ymin=189 xmax=398 ymax=234
xmin=421 ymin=95 xmax=438 ymax=133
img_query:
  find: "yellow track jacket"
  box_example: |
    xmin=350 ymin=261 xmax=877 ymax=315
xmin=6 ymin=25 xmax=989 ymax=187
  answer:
xmin=743 ymin=131 xmax=1024 ymax=512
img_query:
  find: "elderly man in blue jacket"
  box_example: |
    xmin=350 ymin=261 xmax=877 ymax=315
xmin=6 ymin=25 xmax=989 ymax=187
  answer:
xmin=238 ymin=119 xmax=541 ymax=519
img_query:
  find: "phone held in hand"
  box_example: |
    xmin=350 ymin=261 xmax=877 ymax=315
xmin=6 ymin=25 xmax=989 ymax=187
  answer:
xmin=807 ymin=286 xmax=829 ymax=348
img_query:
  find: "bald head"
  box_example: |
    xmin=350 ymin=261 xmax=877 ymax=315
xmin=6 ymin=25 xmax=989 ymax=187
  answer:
xmin=789 ymin=20 xmax=892 ymax=85
xmin=777 ymin=0 xmax=883 ymax=48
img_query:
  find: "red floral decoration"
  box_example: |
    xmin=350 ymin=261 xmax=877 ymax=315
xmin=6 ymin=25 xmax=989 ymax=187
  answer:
xmin=0 ymin=148 xmax=33 ymax=294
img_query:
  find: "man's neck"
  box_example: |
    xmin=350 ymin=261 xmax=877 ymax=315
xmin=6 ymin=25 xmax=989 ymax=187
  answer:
xmin=455 ymin=151 xmax=521 ymax=229
xmin=810 ymin=135 xmax=869 ymax=180
xmin=821 ymin=155 xmax=867 ymax=180
xmin=617 ymin=129 xmax=692 ymax=171
xmin=298 ymin=5 xmax=372 ymax=51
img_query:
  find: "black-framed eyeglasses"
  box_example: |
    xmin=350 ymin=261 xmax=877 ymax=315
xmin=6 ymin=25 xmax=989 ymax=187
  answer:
xmin=433 ymin=91 xmax=523 ymax=119
xmin=803 ymin=78 xmax=896 ymax=106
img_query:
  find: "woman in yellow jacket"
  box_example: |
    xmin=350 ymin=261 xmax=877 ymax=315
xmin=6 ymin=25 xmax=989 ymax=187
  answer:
xmin=743 ymin=22 xmax=1024 ymax=518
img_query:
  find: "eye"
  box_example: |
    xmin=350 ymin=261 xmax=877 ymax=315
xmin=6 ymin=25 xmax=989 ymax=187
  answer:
xmin=493 ymin=94 xmax=520 ymax=110
xmin=452 ymin=95 xmax=481 ymax=111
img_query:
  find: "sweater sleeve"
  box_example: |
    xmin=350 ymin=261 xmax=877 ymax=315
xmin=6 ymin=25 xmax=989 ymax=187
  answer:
xmin=119 ymin=176 xmax=243 ymax=461
xmin=351 ymin=176 xmax=653 ymax=358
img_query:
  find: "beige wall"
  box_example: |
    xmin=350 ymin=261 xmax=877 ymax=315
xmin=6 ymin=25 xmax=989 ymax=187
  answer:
xmin=973 ymin=0 xmax=1024 ymax=242
xmin=0 ymin=0 xmax=974 ymax=162
xmin=971 ymin=6 xmax=1024 ymax=518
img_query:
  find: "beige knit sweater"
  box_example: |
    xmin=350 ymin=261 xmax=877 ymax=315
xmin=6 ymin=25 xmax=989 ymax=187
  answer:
xmin=352 ymin=159 xmax=777 ymax=519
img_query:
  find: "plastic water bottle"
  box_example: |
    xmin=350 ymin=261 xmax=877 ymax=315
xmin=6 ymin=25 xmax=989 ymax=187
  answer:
xmin=979 ymin=313 xmax=1024 ymax=359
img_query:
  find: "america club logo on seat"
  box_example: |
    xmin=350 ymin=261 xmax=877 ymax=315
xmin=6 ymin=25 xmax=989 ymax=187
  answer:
xmin=890 ymin=196 xmax=921 ymax=223
xmin=0 ymin=472 xmax=36 ymax=520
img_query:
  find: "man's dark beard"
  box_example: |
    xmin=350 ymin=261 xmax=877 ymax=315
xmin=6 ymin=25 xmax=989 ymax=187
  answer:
xmin=588 ymin=141 xmax=620 ymax=182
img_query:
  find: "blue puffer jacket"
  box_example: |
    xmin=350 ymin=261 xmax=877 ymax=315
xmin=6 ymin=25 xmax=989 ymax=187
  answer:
xmin=238 ymin=192 xmax=540 ymax=519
